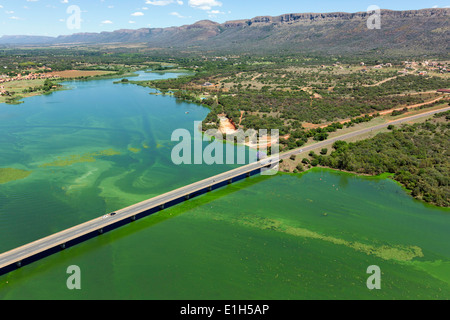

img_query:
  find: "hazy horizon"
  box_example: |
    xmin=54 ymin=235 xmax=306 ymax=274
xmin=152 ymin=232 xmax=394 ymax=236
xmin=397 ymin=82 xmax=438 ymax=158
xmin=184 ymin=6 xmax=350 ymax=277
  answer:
xmin=0 ymin=0 xmax=449 ymax=37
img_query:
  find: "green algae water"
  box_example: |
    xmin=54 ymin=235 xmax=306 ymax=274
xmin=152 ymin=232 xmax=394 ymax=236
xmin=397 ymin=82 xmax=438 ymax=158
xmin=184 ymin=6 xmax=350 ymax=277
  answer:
xmin=0 ymin=73 xmax=449 ymax=300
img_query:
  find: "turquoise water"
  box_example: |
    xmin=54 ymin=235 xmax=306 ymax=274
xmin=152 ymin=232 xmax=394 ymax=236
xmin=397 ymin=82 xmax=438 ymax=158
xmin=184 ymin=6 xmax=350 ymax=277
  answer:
xmin=0 ymin=72 xmax=449 ymax=300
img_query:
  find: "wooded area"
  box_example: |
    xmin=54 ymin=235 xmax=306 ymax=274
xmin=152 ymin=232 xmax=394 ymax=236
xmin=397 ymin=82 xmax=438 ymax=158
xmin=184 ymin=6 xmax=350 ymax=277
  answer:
xmin=318 ymin=112 xmax=450 ymax=207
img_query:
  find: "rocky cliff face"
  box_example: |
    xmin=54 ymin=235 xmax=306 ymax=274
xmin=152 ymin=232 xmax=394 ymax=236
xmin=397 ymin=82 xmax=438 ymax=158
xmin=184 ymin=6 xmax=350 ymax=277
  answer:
xmin=224 ymin=8 xmax=449 ymax=26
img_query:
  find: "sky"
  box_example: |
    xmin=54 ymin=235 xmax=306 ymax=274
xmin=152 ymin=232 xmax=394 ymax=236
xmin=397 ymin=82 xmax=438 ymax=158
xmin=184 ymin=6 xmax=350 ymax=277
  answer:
xmin=0 ymin=0 xmax=449 ymax=37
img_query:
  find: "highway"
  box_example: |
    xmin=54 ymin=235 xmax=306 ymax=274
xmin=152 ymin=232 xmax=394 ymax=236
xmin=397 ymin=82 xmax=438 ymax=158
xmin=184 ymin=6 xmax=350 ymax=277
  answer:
xmin=1 ymin=105 xmax=448 ymax=273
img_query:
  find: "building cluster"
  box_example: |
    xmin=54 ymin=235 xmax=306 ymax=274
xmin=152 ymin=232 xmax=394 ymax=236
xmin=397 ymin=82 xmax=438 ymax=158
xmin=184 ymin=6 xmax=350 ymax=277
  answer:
xmin=0 ymin=73 xmax=60 ymax=85
xmin=403 ymin=60 xmax=449 ymax=74
xmin=357 ymin=60 xmax=449 ymax=76
xmin=201 ymin=56 xmax=229 ymax=62
xmin=0 ymin=71 xmax=61 ymax=96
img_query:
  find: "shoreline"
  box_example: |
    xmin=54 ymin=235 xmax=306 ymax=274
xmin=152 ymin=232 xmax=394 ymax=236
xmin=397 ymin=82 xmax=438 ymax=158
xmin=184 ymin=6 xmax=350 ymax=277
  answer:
xmin=0 ymin=69 xmax=141 ymax=106
xmin=280 ymin=167 xmax=450 ymax=209
xmin=41 ymin=68 xmax=448 ymax=209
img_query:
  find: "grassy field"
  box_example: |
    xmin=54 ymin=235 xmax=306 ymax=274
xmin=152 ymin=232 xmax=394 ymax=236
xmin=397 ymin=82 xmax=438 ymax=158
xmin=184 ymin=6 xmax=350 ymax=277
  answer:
xmin=0 ymin=79 xmax=50 ymax=104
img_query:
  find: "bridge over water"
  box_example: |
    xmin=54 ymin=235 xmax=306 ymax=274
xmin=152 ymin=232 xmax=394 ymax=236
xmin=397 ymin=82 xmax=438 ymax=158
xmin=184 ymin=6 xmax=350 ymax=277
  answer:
xmin=1 ymin=106 xmax=448 ymax=276
xmin=0 ymin=154 xmax=284 ymax=276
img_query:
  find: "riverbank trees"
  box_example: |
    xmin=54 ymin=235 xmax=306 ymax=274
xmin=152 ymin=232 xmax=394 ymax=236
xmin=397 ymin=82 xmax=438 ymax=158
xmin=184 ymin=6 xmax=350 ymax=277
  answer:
xmin=319 ymin=112 xmax=450 ymax=207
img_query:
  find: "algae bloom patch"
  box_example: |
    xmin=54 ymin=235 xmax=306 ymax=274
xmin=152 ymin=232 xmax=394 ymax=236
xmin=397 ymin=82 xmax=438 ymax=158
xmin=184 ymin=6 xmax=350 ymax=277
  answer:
xmin=0 ymin=168 xmax=32 ymax=184
xmin=40 ymin=149 xmax=121 ymax=168
xmin=128 ymin=147 xmax=141 ymax=154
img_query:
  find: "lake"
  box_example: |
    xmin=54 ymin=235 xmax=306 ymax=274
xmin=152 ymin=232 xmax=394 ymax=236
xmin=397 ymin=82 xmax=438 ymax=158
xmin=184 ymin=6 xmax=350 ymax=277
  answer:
xmin=0 ymin=71 xmax=449 ymax=300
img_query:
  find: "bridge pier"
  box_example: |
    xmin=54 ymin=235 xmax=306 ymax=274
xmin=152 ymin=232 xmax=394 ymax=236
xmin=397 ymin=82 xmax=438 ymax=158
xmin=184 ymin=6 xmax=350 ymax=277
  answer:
xmin=160 ymin=204 xmax=165 ymax=210
xmin=16 ymin=261 xmax=22 ymax=268
xmin=208 ymin=186 xmax=212 ymax=192
xmin=60 ymin=243 xmax=66 ymax=250
xmin=131 ymin=215 xmax=136 ymax=222
xmin=228 ymin=179 xmax=232 ymax=184
xmin=185 ymin=195 xmax=190 ymax=200
xmin=98 ymin=229 xmax=103 ymax=235
xmin=246 ymin=172 xmax=251 ymax=178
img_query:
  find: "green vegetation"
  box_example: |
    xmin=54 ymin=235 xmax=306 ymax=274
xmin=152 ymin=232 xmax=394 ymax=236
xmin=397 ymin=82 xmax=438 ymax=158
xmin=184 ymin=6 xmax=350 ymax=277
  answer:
xmin=0 ymin=48 xmax=162 ymax=75
xmin=22 ymin=79 xmax=61 ymax=94
xmin=318 ymin=112 xmax=450 ymax=207
xmin=135 ymin=55 xmax=448 ymax=132
xmin=5 ymin=95 xmax=24 ymax=105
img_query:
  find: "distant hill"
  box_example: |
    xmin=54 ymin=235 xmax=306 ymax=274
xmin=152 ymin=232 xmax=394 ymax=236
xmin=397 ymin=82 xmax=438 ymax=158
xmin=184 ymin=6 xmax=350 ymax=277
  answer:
xmin=1 ymin=9 xmax=449 ymax=56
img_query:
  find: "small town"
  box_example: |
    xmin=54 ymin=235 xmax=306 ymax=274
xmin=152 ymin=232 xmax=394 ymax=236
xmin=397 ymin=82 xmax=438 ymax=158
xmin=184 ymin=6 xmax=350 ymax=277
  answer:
xmin=0 ymin=69 xmax=61 ymax=96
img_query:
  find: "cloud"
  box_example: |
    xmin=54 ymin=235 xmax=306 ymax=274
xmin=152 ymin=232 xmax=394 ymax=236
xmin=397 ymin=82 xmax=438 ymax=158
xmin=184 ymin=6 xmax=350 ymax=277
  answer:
xmin=131 ymin=12 xmax=144 ymax=16
xmin=101 ymin=20 xmax=113 ymax=24
xmin=146 ymin=0 xmax=183 ymax=5
xmin=170 ymin=11 xmax=190 ymax=18
xmin=188 ymin=0 xmax=222 ymax=10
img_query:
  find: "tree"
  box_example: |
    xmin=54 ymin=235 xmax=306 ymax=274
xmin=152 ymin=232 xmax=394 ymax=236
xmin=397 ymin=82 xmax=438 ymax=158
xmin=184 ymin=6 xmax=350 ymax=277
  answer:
xmin=314 ymin=132 xmax=329 ymax=141
xmin=332 ymin=140 xmax=348 ymax=151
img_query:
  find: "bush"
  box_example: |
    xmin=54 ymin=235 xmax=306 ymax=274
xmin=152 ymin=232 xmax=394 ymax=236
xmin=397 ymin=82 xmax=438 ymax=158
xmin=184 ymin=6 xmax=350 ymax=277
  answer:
xmin=332 ymin=140 xmax=348 ymax=151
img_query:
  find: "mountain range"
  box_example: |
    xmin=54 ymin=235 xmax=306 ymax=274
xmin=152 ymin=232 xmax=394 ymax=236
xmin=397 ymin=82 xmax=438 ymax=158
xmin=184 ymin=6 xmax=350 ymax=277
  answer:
xmin=1 ymin=8 xmax=449 ymax=56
